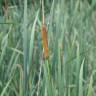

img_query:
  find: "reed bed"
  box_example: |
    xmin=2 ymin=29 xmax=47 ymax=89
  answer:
xmin=0 ymin=0 xmax=96 ymax=96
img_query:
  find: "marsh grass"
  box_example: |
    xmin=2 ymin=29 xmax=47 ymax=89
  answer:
xmin=0 ymin=0 xmax=96 ymax=96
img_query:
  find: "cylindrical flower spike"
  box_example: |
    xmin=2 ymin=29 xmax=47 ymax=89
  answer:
xmin=41 ymin=24 xmax=49 ymax=59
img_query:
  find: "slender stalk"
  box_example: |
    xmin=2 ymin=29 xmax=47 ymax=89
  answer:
xmin=41 ymin=0 xmax=45 ymax=25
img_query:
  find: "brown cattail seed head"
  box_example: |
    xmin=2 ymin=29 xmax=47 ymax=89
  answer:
xmin=41 ymin=24 xmax=49 ymax=59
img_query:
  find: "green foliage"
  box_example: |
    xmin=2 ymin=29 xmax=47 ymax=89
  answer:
xmin=0 ymin=0 xmax=96 ymax=96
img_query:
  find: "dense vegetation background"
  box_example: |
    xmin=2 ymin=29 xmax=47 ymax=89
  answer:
xmin=0 ymin=0 xmax=96 ymax=96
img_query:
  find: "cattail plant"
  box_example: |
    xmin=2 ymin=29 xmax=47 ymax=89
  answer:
xmin=41 ymin=0 xmax=54 ymax=96
xmin=41 ymin=0 xmax=49 ymax=59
